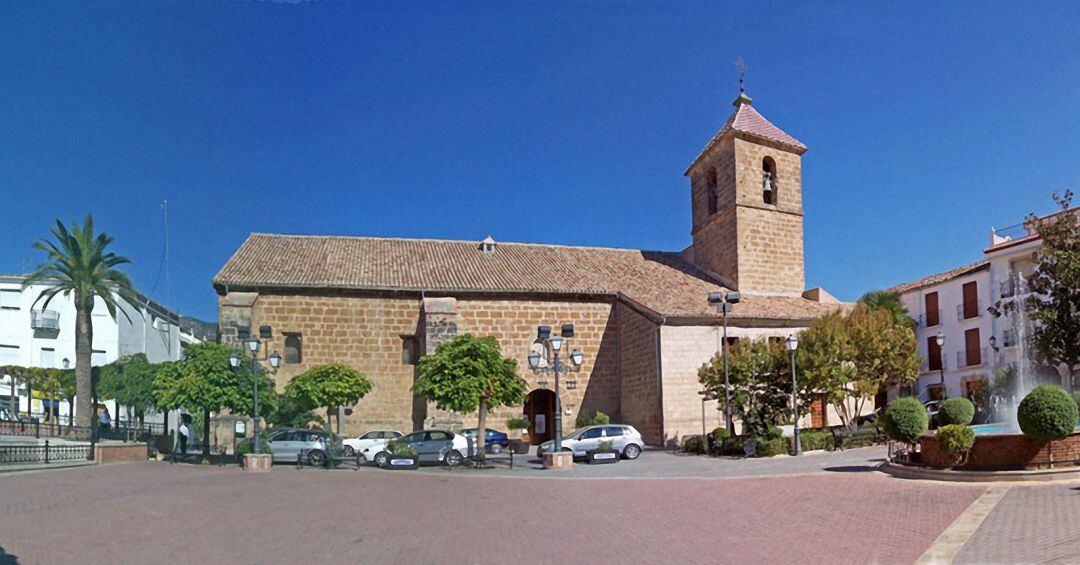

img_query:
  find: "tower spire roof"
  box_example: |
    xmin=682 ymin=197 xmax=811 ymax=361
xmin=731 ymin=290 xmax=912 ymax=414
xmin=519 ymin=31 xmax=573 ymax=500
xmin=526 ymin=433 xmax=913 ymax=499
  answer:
xmin=685 ymin=92 xmax=807 ymax=174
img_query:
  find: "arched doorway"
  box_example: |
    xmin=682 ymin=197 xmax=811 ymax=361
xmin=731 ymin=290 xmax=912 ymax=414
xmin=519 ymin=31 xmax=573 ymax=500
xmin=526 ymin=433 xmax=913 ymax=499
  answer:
xmin=524 ymin=389 xmax=556 ymax=445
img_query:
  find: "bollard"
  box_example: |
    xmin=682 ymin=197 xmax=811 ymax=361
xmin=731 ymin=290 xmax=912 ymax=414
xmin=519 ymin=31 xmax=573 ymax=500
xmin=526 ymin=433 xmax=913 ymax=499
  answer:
xmin=35 ymin=420 xmax=40 ymax=439
xmin=355 ymin=453 xmax=362 ymax=471
xmin=296 ymin=452 xmax=304 ymax=470
xmin=44 ymin=440 xmax=50 ymax=464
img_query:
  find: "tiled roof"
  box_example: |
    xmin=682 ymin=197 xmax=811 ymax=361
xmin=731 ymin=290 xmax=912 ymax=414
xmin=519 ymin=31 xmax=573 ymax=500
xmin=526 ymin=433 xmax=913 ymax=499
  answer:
xmin=686 ymin=94 xmax=807 ymax=174
xmin=214 ymin=233 xmax=842 ymax=322
xmin=886 ymin=260 xmax=990 ymax=295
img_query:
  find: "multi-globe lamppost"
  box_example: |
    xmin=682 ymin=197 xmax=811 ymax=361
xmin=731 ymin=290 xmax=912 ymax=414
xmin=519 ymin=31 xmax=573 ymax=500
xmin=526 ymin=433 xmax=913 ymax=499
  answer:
xmin=527 ymin=324 xmax=584 ymax=457
xmin=230 ymin=337 xmax=281 ymax=455
xmin=707 ymin=291 xmax=740 ymax=436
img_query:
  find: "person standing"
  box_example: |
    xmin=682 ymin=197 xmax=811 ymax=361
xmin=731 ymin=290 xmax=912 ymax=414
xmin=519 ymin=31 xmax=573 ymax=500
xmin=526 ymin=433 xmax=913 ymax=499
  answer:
xmin=178 ymin=421 xmax=189 ymax=455
xmin=98 ymin=407 xmax=112 ymax=431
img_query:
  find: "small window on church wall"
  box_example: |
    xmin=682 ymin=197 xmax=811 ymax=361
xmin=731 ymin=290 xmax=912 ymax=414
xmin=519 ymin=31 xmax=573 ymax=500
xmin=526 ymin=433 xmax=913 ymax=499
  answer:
xmin=762 ymin=157 xmax=777 ymax=205
xmin=402 ymin=336 xmax=420 ymax=365
xmin=284 ymin=334 xmax=302 ymax=364
xmin=706 ymin=168 xmax=718 ymax=215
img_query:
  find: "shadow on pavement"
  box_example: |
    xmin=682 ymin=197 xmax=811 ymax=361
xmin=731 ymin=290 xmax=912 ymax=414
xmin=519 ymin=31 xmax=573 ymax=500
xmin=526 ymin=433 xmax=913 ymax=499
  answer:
xmin=823 ymin=465 xmax=876 ymax=473
xmin=0 ymin=544 xmax=19 ymax=565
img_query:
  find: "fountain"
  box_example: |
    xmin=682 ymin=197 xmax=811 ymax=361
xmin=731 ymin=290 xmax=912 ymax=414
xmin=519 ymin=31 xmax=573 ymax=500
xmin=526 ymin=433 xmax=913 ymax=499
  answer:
xmin=1001 ymin=271 xmax=1036 ymax=431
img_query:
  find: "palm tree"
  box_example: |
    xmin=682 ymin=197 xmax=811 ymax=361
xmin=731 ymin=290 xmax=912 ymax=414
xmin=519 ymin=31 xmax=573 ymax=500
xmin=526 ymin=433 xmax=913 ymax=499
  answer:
xmin=859 ymin=290 xmax=916 ymax=329
xmin=23 ymin=216 xmax=139 ymax=432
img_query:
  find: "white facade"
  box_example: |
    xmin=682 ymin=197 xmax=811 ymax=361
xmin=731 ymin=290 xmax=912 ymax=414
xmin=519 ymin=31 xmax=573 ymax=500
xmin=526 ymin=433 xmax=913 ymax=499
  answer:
xmin=893 ymin=212 xmax=1061 ymax=402
xmin=0 ymin=274 xmax=200 ymax=423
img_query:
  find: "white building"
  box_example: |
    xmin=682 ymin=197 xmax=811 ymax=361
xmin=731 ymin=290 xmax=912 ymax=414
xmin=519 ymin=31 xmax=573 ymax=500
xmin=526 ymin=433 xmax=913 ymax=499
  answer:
xmin=888 ymin=208 xmax=1071 ymax=402
xmin=0 ymin=274 xmax=201 ymax=424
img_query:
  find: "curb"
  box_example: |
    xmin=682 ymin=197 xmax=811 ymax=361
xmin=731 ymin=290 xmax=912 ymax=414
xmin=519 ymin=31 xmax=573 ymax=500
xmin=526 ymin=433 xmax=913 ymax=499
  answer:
xmin=878 ymin=461 xmax=1080 ymax=483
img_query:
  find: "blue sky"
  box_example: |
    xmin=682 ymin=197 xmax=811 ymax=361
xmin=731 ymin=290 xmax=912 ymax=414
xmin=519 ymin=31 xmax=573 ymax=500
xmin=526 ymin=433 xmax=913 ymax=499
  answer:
xmin=1 ymin=2 xmax=1077 ymax=320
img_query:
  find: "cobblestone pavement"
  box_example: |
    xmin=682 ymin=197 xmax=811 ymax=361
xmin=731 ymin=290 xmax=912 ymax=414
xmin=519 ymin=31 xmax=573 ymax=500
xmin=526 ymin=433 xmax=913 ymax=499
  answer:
xmin=955 ymin=483 xmax=1080 ymax=564
xmin=0 ymin=450 xmax=985 ymax=565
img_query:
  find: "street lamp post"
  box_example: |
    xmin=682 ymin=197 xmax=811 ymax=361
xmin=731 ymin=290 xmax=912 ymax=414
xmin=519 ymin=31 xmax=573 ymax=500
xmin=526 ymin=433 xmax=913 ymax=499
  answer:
xmin=708 ymin=291 xmax=740 ymax=436
xmin=935 ymin=331 xmax=946 ymax=399
xmin=527 ymin=324 xmax=584 ymax=462
xmin=230 ymin=338 xmax=281 ymax=456
xmin=786 ymin=334 xmax=801 ymax=456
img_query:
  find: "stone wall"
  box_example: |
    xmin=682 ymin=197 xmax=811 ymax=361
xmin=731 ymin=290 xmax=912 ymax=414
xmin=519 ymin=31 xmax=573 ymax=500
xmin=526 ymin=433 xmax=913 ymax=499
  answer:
xmin=219 ymin=291 xmax=618 ymax=441
xmin=615 ymin=303 xmax=662 ymax=445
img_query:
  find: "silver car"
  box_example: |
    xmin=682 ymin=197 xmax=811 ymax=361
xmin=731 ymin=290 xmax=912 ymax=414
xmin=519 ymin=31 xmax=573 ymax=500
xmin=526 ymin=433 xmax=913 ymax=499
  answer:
xmin=537 ymin=424 xmax=644 ymax=460
xmin=266 ymin=429 xmax=338 ymax=465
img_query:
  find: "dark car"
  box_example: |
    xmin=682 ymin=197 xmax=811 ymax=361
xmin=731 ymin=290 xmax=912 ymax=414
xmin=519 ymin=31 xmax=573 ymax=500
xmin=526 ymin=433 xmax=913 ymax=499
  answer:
xmin=459 ymin=428 xmax=510 ymax=454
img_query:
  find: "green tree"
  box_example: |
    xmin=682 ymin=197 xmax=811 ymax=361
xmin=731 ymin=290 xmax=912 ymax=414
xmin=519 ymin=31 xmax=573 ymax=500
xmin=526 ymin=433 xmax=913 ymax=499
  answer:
xmin=24 ymin=216 xmax=139 ymax=431
xmin=98 ymin=354 xmax=158 ymax=429
xmin=1025 ymin=190 xmax=1080 ymax=389
xmin=152 ymin=343 xmax=251 ymax=459
xmin=413 ymin=334 xmax=526 ymax=465
xmin=796 ymin=311 xmax=858 ymax=427
xmin=859 ymin=290 xmax=916 ymax=329
xmin=845 ymin=304 xmax=921 ymax=426
xmin=284 ymin=364 xmax=373 ymax=433
xmin=699 ymin=338 xmax=794 ymax=436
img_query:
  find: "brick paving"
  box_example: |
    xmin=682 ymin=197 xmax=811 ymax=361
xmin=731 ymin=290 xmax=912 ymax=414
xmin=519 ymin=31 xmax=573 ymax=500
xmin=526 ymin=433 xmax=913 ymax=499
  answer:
xmin=955 ymin=483 xmax=1080 ymax=564
xmin=0 ymin=453 xmax=985 ymax=565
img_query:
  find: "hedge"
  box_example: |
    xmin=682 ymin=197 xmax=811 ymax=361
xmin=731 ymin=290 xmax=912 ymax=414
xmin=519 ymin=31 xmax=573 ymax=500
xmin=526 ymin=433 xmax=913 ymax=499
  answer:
xmin=754 ymin=437 xmax=788 ymax=457
xmin=681 ymin=435 xmax=706 ymax=454
xmin=938 ymin=397 xmax=975 ymax=426
xmin=1018 ymin=385 xmax=1079 ymax=442
xmin=792 ymin=429 xmax=834 ymax=452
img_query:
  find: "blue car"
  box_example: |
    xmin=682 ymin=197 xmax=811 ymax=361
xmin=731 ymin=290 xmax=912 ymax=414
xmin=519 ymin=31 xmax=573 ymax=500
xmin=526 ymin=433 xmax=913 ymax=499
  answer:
xmin=460 ymin=428 xmax=510 ymax=454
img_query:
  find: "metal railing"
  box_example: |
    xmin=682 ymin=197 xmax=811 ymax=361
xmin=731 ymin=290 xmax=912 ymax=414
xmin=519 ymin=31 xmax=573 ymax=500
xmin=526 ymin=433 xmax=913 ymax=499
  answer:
xmin=919 ymin=310 xmax=943 ymax=328
xmin=30 ymin=309 xmax=61 ymax=330
xmin=0 ymin=420 xmax=165 ymax=442
xmin=956 ymin=348 xmax=988 ymax=368
xmin=0 ymin=441 xmax=91 ymax=465
xmin=956 ymin=302 xmax=983 ymax=321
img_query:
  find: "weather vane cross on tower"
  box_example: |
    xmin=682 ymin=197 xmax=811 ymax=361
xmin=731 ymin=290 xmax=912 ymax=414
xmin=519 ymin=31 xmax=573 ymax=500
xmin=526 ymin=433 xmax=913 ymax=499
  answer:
xmin=734 ymin=58 xmax=746 ymax=93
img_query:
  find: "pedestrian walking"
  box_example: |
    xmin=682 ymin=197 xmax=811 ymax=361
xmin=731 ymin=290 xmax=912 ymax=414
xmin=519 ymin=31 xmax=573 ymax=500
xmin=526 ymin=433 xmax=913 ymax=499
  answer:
xmin=178 ymin=421 xmax=189 ymax=455
xmin=98 ymin=407 xmax=112 ymax=431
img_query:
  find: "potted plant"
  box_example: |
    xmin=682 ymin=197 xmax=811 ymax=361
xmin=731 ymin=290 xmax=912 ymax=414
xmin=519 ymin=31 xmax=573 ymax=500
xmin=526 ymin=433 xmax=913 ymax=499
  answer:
xmin=506 ymin=417 xmax=530 ymax=454
xmin=382 ymin=439 xmax=419 ymax=470
xmin=586 ymin=440 xmax=619 ymax=465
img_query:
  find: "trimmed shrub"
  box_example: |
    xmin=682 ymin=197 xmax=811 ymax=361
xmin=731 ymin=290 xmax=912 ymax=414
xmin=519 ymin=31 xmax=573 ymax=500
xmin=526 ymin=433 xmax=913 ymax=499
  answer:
xmin=592 ymin=411 xmax=611 ymax=425
xmin=938 ymin=397 xmax=975 ymax=426
xmin=754 ymin=437 xmax=789 ymax=457
xmin=387 ymin=439 xmax=417 ymax=457
xmin=764 ymin=425 xmax=783 ymax=441
xmin=936 ymin=425 xmax=975 ymax=466
xmin=711 ymin=426 xmax=730 ymax=442
xmin=882 ymin=397 xmax=929 ymax=445
xmin=681 ymin=435 xmax=706 ymax=454
xmin=1072 ymin=391 xmax=1080 ymax=412
xmin=236 ymin=437 xmax=271 ymax=456
xmin=1018 ymin=385 xmax=1079 ymax=442
xmin=506 ymin=417 xmax=530 ymax=431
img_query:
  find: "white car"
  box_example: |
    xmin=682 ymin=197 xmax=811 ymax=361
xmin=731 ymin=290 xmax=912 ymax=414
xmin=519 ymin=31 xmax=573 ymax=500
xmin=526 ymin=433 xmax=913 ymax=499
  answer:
xmin=343 ymin=430 xmax=403 ymax=461
xmin=537 ymin=425 xmax=644 ymax=460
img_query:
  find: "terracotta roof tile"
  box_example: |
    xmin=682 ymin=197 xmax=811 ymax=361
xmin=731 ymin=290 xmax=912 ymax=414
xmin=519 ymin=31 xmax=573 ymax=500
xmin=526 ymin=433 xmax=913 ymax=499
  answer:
xmin=885 ymin=260 xmax=990 ymax=295
xmin=214 ymin=233 xmax=842 ymax=322
xmin=686 ymin=96 xmax=807 ymax=174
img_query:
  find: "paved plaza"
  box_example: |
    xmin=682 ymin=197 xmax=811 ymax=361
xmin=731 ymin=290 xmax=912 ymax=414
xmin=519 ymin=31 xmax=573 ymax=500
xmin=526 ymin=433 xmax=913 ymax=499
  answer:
xmin=1 ymin=446 xmax=1048 ymax=564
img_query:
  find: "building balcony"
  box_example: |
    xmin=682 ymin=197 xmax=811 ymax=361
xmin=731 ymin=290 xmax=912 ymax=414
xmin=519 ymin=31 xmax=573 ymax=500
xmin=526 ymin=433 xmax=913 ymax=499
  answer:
xmin=919 ymin=310 xmax=943 ymax=328
xmin=956 ymin=348 xmax=988 ymax=369
xmin=956 ymin=302 xmax=983 ymax=321
xmin=30 ymin=309 xmax=60 ymax=331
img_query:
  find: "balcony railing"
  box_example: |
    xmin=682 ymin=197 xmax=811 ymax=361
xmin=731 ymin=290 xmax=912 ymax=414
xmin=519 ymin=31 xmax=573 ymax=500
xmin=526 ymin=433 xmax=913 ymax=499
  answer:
xmin=924 ymin=356 xmax=948 ymax=373
xmin=957 ymin=302 xmax=983 ymax=321
xmin=1002 ymin=329 xmax=1017 ymax=347
xmin=956 ymin=348 xmax=988 ymax=368
xmin=30 ymin=309 xmax=60 ymax=331
xmin=919 ymin=310 xmax=943 ymax=328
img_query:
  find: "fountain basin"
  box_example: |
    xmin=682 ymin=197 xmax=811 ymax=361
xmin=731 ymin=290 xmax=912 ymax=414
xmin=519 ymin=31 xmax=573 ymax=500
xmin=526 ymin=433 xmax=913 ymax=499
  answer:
xmin=920 ymin=426 xmax=1080 ymax=470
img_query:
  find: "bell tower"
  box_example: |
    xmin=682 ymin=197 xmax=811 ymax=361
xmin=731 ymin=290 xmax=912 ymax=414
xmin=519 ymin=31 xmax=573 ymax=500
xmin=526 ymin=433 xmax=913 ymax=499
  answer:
xmin=685 ymin=92 xmax=808 ymax=295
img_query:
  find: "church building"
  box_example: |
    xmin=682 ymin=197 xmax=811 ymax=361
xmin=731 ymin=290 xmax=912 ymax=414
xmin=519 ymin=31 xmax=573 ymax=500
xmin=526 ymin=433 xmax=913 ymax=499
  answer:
xmin=213 ymin=92 xmax=845 ymax=447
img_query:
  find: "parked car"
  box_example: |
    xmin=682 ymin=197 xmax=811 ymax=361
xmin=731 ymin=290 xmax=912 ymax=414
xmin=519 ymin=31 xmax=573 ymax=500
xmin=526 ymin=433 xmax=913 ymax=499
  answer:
xmin=263 ymin=428 xmax=342 ymax=465
xmin=0 ymin=408 xmax=37 ymax=425
xmin=537 ymin=424 xmax=644 ymax=460
xmin=343 ymin=430 xmax=402 ymax=461
xmin=459 ymin=428 xmax=510 ymax=454
xmin=373 ymin=429 xmax=469 ymax=468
